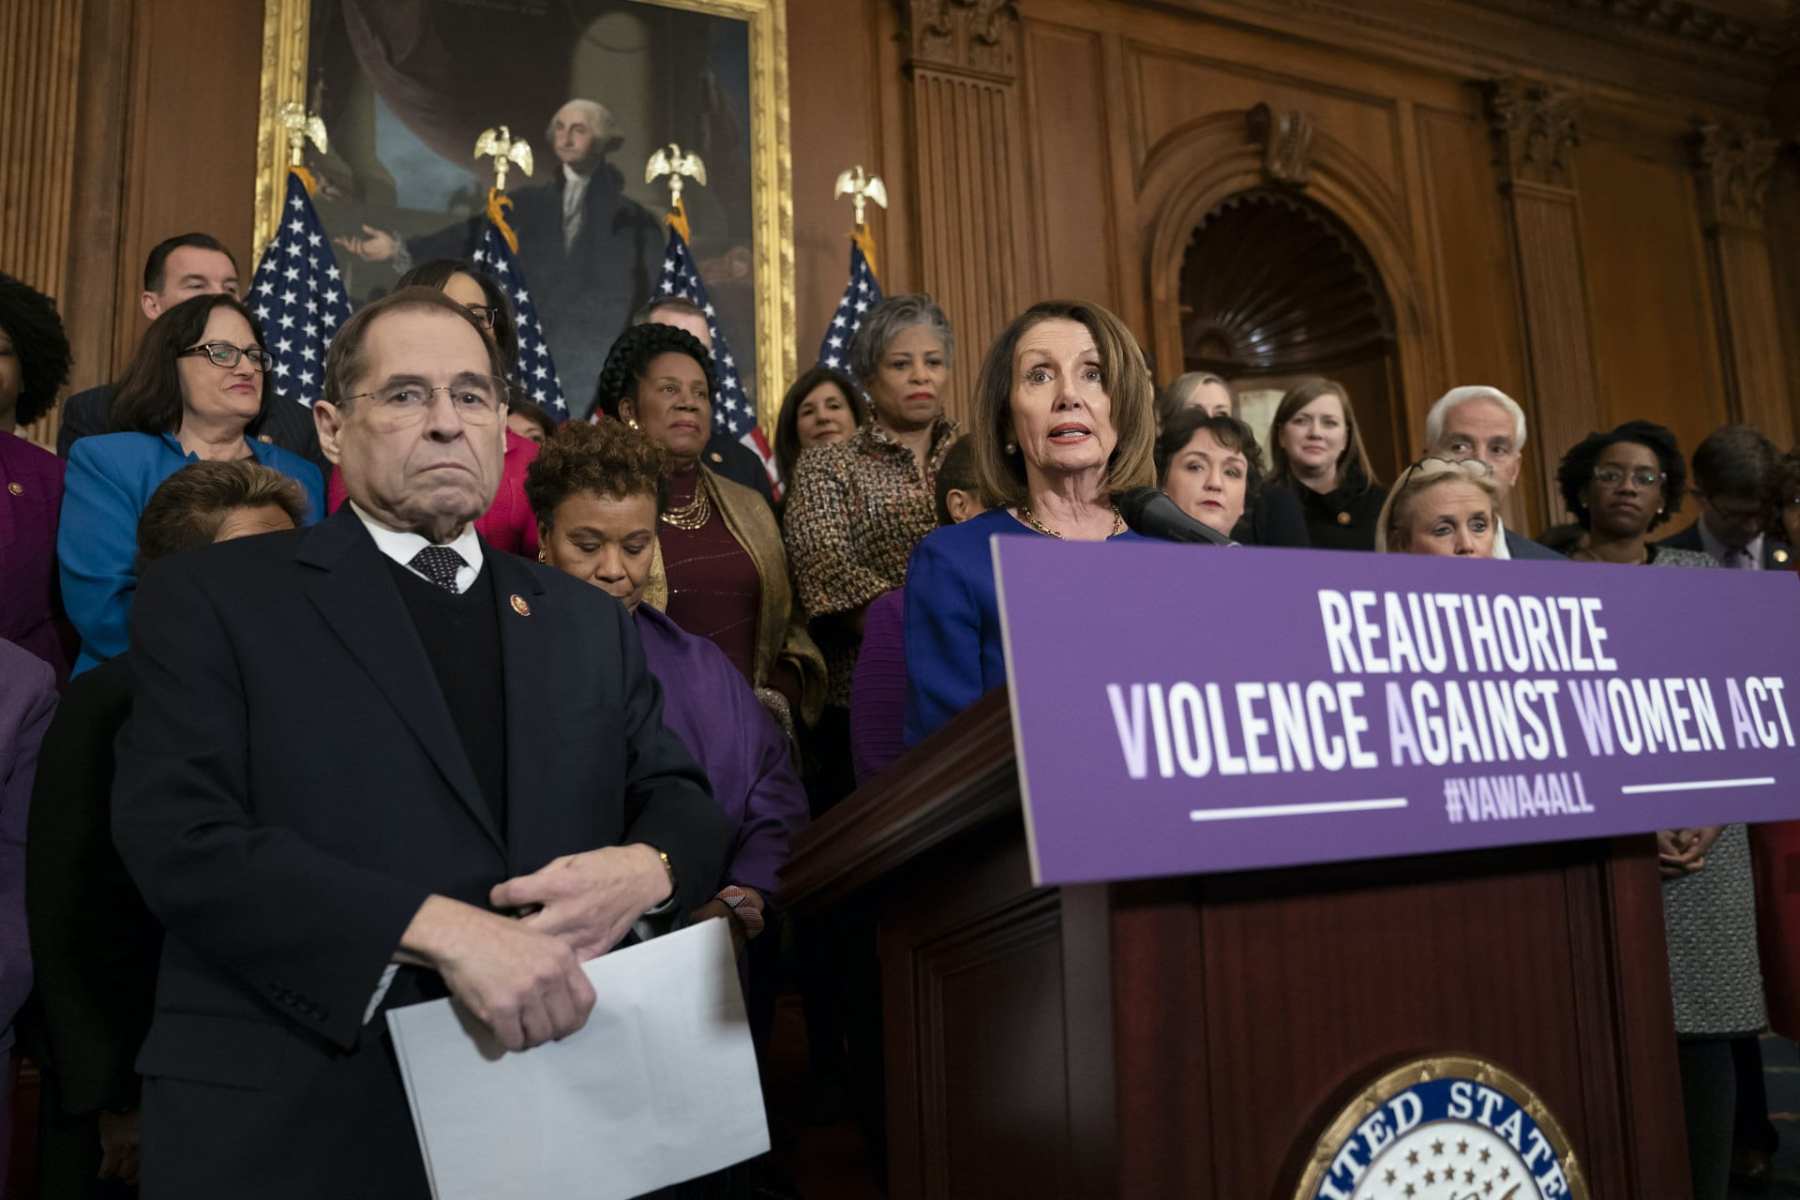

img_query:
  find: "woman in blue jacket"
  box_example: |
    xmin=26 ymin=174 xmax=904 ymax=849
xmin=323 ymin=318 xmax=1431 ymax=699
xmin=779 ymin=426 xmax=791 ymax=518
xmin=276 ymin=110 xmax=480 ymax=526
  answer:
xmin=58 ymin=294 xmax=322 ymax=672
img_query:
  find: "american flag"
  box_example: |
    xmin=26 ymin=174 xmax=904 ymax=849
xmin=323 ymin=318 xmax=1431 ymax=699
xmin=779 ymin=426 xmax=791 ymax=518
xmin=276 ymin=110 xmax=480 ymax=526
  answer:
xmin=655 ymin=223 xmax=775 ymax=482
xmin=819 ymin=233 xmax=883 ymax=370
xmin=470 ymin=211 xmax=568 ymax=418
xmin=249 ymin=169 xmax=352 ymax=407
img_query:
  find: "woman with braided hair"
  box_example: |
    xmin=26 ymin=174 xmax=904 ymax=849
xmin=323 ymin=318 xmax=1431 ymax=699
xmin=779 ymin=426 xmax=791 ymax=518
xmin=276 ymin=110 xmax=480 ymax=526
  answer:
xmin=591 ymin=322 xmax=824 ymax=738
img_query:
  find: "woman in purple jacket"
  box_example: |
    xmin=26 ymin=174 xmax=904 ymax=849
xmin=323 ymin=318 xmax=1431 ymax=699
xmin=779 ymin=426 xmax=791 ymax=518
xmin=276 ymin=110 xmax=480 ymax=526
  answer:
xmin=0 ymin=273 xmax=76 ymax=685
xmin=524 ymin=417 xmax=807 ymax=940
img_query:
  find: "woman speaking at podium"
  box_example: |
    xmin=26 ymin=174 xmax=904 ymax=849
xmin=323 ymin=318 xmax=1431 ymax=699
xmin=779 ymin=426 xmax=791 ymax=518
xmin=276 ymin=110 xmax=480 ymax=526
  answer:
xmin=902 ymin=300 xmax=1154 ymax=745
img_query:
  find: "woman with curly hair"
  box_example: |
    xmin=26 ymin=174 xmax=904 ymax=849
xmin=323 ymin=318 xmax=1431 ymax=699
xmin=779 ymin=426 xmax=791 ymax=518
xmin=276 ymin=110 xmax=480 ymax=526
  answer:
xmin=0 ymin=271 xmax=77 ymax=682
xmin=524 ymin=418 xmax=807 ymax=948
xmin=1555 ymin=419 xmax=1709 ymax=566
xmin=591 ymin=322 xmax=824 ymax=736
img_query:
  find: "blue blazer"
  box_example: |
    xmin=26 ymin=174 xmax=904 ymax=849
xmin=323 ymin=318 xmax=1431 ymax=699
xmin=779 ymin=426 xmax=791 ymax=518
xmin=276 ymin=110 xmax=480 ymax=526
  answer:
xmin=58 ymin=432 xmax=324 ymax=674
xmin=903 ymin=508 xmax=1145 ymax=746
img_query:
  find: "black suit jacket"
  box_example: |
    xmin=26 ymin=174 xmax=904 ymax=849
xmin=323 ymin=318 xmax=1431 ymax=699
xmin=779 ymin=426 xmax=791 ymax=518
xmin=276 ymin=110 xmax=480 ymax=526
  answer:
xmin=1503 ymin=527 xmax=1566 ymax=561
xmin=58 ymin=382 xmax=328 ymax=475
xmin=1654 ymin=520 xmax=1792 ymax=570
xmin=705 ymin=430 xmax=774 ymax=505
xmin=26 ymin=655 xmax=156 ymax=1119
xmin=112 ymin=508 xmax=729 ymax=1198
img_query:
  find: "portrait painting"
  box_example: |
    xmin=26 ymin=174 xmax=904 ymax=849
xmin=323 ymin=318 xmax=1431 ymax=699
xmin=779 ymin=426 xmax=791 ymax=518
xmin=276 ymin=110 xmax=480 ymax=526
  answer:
xmin=256 ymin=0 xmax=792 ymax=423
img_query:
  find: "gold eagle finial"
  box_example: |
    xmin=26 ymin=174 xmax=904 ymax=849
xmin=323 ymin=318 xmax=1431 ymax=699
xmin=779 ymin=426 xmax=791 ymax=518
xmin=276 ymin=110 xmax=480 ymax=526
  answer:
xmin=646 ymin=144 xmax=708 ymax=209
xmin=278 ymin=102 xmax=328 ymax=168
xmin=833 ymin=165 xmax=888 ymax=228
xmin=473 ymin=126 xmax=534 ymax=193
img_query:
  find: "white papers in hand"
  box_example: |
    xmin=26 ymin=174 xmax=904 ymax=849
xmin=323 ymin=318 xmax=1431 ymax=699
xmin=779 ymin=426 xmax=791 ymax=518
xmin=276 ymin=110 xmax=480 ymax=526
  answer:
xmin=386 ymin=918 xmax=769 ymax=1200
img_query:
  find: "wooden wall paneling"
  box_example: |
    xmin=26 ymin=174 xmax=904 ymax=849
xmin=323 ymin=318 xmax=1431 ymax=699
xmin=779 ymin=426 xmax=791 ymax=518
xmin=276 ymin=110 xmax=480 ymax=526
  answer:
xmin=899 ymin=0 xmax=1037 ymax=428
xmin=1574 ymin=126 xmax=1732 ymax=484
xmin=788 ymin=0 xmax=906 ymax=364
xmin=1691 ymin=121 xmax=1794 ymax=449
xmin=1483 ymin=77 xmax=1601 ymax=530
xmin=1413 ymin=100 xmax=1535 ymax=525
xmin=112 ymin=0 xmax=266 ymax=385
xmin=1020 ymin=21 xmax=1119 ymax=317
xmin=58 ymin=0 xmax=136 ymax=421
xmin=0 ymin=0 xmax=84 ymax=450
xmin=1769 ymin=155 xmax=1800 ymax=443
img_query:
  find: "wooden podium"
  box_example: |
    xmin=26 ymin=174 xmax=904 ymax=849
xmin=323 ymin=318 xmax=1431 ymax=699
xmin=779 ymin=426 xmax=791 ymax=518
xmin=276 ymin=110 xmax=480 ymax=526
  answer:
xmin=782 ymin=691 xmax=1689 ymax=1199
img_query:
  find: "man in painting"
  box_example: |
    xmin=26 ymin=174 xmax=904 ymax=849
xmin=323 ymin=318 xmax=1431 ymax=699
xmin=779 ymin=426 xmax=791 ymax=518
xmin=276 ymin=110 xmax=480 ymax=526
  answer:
xmin=337 ymin=99 xmax=663 ymax=417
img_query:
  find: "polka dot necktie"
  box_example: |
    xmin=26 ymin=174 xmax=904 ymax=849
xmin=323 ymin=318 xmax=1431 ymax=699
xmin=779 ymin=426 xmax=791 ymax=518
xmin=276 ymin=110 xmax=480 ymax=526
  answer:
xmin=408 ymin=545 xmax=466 ymax=593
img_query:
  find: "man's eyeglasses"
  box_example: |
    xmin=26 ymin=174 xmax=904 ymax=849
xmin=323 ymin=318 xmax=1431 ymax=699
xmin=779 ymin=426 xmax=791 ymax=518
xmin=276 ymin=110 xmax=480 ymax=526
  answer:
xmin=179 ymin=342 xmax=274 ymax=372
xmin=1591 ymin=466 xmax=1661 ymax=488
xmin=343 ymin=376 xmax=514 ymax=428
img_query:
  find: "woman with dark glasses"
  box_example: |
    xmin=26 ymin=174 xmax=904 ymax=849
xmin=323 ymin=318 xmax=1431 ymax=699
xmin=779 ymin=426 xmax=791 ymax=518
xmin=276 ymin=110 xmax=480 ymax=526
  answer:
xmin=58 ymin=293 xmax=324 ymax=674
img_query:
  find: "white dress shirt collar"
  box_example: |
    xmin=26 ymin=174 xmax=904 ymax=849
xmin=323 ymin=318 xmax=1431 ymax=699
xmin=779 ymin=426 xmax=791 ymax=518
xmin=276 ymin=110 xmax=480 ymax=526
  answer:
xmin=1490 ymin=517 xmax=1513 ymax=560
xmin=349 ymin=501 xmax=484 ymax=594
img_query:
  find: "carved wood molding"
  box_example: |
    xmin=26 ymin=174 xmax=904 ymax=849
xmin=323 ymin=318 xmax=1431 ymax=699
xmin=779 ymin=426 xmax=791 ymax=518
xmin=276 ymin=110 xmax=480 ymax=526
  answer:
xmin=1557 ymin=0 xmax=1791 ymax=57
xmin=1692 ymin=119 xmax=1785 ymax=230
xmin=899 ymin=0 xmax=1023 ymax=81
xmin=1246 ymin=102 xmax=1314 ymax=187
xmin=1483 ymin=77 xmax=1582 ymax=190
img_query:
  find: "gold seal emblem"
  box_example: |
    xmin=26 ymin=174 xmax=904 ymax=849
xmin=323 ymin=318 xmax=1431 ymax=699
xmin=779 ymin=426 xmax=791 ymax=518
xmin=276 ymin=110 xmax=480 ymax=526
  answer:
xmin=509 ymin=594 xmax=531 ymax=617
xmin=1292 ymin=1054 xmax=1588 ymax=1200
xmin=6 ymin=481 xmax=21 ymax=496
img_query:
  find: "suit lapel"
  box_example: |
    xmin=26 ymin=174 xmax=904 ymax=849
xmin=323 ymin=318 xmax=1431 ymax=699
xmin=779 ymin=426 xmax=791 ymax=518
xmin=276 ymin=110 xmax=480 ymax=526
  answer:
xmin=298 ymin=511 xmax=505 ymax=855
xmin=490 ymin=550 xmax=555 ymax=862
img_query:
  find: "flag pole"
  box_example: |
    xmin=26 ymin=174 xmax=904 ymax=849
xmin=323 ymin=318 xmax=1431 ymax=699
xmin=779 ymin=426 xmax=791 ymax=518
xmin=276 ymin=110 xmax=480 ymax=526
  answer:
xmin=474 ymin=126 xmax=535 ymax=254
xmin=647 ymin=144 xmax=707 ymax=242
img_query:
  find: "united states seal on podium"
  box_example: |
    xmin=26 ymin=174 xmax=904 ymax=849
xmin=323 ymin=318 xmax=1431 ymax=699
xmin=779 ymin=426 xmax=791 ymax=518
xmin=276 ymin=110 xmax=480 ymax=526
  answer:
xmin=1294 ymin=1055 xmax=1589 ymax=1200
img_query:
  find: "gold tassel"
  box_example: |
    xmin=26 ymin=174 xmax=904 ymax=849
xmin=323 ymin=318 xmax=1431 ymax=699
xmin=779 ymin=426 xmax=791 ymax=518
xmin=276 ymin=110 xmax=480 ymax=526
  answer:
xmin=486 ymin=188 xmax=520 ymax=255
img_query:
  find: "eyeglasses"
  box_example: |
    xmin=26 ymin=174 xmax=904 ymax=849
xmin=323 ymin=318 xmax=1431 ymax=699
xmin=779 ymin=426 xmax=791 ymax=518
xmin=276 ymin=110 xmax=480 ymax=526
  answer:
xmin=463 ymin=304 xmax=497 ymax=330
xmin=180 ymin=342 xmax=274 ymax=372
xmin=343 ymin=376 xmax=514 ymax=427
xmin=1443 ymin=435 xmax=1518 ymax=461
xmin=1592 ymin=466 xmax=1662 ymax=488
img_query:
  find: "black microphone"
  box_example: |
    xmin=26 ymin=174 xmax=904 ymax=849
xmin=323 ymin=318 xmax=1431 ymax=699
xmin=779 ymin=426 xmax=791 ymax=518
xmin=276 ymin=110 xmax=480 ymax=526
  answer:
xmin=1115 ymin=487 xmax=1235 ymax=546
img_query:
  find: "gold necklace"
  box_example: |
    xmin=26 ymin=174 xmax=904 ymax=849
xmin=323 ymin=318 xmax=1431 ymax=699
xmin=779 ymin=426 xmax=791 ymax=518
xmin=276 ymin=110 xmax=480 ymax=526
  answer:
xmin=1016 ymin=503 xmax=1124 ymax=539
xmin=660 ymin=478 xmax=713 ymax=531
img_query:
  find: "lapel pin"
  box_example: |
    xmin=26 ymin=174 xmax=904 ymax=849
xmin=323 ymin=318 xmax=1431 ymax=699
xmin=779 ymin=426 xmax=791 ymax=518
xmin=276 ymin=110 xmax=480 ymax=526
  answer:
xmin=6 ymin=482 xmax=20 ymax=496
xmin=257 ymin=434 xmax=274 ymax=444
xmin=1776 ymin=548 xmax=1790 ymax=565
xmin=510 ymin=594 xmax=532 ymax=617
xmin=708 ymin=450 xmax=723 ymax=463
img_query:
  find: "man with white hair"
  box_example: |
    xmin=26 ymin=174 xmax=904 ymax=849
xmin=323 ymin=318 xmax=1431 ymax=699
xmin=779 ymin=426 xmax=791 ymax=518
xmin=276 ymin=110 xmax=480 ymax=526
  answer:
xmin=1424 ymin=385 xmax=1563 ymax=560
xmin=338 ymin=98 xmax=661 ymax=416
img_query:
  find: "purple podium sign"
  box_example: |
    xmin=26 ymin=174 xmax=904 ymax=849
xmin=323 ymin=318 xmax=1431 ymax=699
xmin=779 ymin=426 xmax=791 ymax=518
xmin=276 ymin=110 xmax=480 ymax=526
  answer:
xmin=993 ymin=538 xmax=1800 ymax=887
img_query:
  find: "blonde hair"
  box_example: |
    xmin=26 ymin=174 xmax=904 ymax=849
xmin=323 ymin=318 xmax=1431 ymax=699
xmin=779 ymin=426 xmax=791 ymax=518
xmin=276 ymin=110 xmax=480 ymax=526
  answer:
xmin=969 ymin=300 xmax=1157 ymax=509
xmin=1375 ymin=456 xmax=1500 ymax=553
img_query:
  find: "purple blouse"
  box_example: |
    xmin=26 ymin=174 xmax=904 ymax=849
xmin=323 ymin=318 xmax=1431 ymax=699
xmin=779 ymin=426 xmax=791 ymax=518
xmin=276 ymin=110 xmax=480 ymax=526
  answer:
xmin=633 ymin=604 xmax=806 ymax=899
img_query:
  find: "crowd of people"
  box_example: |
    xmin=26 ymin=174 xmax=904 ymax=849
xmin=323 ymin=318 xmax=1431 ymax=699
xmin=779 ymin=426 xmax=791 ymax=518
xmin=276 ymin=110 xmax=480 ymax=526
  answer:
xmin=0 ymin=230 xmax=1795 ymax=1199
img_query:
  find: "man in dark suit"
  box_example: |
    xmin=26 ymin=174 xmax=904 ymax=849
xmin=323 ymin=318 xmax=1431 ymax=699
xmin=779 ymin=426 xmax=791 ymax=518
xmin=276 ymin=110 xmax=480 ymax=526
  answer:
xmin=635 ymin=295 xmax=775 ymax=505
xmin=1655 ymin=423 xmax=1791 ymax=570
xmin=58 ymin=233 xmax=325 ymax=472
xmin=112 ymin=287 xmax=731 ymax=1199
xmin=1425 ymin=385 xmax=1563 ymax=560
xmin=338 ymin=100 xmax=663 ymax=420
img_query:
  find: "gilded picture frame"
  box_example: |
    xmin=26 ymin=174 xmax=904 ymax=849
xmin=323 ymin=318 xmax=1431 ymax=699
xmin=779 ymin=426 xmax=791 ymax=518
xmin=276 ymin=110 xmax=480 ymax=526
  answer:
xmin=255 ymin=0 xmax=793 ymax=432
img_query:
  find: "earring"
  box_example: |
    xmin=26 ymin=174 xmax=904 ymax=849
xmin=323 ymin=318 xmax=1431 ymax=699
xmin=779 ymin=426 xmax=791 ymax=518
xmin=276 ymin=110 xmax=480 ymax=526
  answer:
xmin=537 ymin=547 xmax=547 ymax=563
xmin=1005 ymin=441 xmax=1017 ymax=455
xmin=628 ymin=417 xmax=640 ymax=431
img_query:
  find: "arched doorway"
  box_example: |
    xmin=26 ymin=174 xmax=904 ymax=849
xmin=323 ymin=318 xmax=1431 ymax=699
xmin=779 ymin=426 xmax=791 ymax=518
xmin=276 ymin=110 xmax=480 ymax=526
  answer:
xmin=1178 ymin=188 xmax=1403 ymax=482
